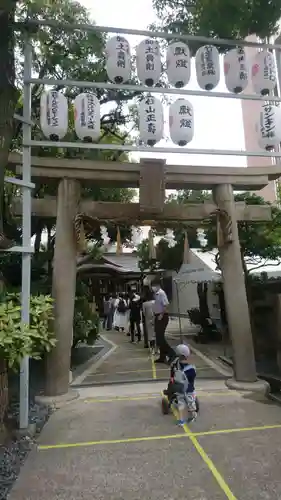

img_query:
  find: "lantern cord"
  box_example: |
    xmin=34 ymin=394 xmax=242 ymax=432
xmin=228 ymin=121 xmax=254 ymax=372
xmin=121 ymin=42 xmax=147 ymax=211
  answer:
xmin=26 ymin=139 xmax=281 ymax=158
xmin=26 ymin=78 xmax=281 ymax=104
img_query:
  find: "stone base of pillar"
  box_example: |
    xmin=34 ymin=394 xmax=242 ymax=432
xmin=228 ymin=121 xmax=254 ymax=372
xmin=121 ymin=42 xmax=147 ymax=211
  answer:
xmin=35 ymin=389 xmax=79 ymax=409
xmin=226 ymin=378 xmax=270 ymax=396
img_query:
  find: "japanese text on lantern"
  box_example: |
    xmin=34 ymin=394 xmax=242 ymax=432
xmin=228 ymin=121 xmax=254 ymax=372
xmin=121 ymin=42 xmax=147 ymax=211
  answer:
xmin=201 ymin=46 xmax=215 ymax=76
xmin=46 ymin=92 xmax=59 ymax=127
xmin=116 ymin=37 xmax=126 ymax=69
xmin=261 ymin=106 xmax=275 ymax=138
xmin=145 ymin=96 xmax=156 ymax=134
xmin=179 ymin=103 xmax=192 ymax=128
xmin=87 ymin=95 xmax=96 ymax=130
xmin=145 ymin=39 xmax=156 ymax=72
xmin=237 ymin=48 xmax=247 ymax=81
xmin=174 ymin=45 xmax=188 ymax=69
xmin=263 ymin=55 xmax=274 ymax=81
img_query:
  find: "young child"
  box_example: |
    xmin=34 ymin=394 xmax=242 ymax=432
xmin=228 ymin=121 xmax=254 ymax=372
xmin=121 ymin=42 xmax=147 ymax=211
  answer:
xmin=173 ymin=344 xmax=197 ymax=426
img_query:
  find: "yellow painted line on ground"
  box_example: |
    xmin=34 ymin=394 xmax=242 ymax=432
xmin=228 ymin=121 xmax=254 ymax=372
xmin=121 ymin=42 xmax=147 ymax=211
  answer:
xmin=38 ymin=422 xmax=281 ymax=452
xmin=164 ymin=391 xmax=237 ymax=500
xmin=38 ymin=432 xmax=187 ymax=450
xmin=88 ymin=366 xmax=208 ymax=377
xmin=151 ymin=356 xmax=157 ymax=379
xmin=83 ymin=391 xmax=240 ymax=404
xmin=194 ymin=423 xmax=281 ymax=437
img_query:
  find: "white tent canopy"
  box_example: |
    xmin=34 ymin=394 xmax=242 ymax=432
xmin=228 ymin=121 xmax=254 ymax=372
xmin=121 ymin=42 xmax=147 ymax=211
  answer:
xmin=173 ymin=263 xmax=221 ymax=286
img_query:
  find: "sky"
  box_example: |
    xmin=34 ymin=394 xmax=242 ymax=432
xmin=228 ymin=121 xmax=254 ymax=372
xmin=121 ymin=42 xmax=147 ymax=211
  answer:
xmin=81 ymin=0 xmax=247 ymax=168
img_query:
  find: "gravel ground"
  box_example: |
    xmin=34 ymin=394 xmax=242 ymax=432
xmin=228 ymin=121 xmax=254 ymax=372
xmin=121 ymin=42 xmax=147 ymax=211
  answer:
xmin=0 ymin=400 xmax=52 ymax=500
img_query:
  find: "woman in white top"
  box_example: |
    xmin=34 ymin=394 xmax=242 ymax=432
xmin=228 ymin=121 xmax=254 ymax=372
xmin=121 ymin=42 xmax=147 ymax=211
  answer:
xmin=113 ymin=293 xmax=128 ymax=331
xmin=142 ymin=289 xmax=156 ymax=351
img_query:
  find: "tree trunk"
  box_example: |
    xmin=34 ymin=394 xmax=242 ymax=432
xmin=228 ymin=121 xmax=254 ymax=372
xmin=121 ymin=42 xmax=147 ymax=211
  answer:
xmin=0 ymin=4 xmax=18 ymax=235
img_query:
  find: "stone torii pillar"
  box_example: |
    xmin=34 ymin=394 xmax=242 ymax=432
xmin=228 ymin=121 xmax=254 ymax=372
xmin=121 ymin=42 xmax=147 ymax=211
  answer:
xmin=213 ymin=184 xmax=267 ymax=391
xmin=45 ymin=178 xmax=80 ymax=399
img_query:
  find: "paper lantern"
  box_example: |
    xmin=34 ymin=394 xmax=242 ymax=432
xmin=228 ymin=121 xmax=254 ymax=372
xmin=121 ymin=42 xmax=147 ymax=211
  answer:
xmin=139 ymin=94 xmax=164 ymax=146
xmin=105 ymin=35 xmax=131 ymax=83
xmin=74 ymin=93 xmax=100 ymax=142
xmin=166 ymin=42 xmax=190 ymax=88
xmin=169 ymin=98 xmax=194 ymax=146
xmin=251 ymin=50 xmax=276 ymax=95
xmin=195 ymin=45 xmax=220 ymax=91
xmin=224 ymin=47 xmax=248 ymax=93
xmin=256 ymin=104 xmax=281 ymax=150
xmin=136 ymin=38 xmax=161 ymax=87
xmin=40 ymin=90 xmax=68 ymax=140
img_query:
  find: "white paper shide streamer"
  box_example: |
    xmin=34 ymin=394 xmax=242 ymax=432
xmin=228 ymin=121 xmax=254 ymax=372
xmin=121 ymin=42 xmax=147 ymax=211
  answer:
xmin=196 ymin=228 xmax=207 ymax=248
xmin=164 ymin=229 xmax=176 ymax=248
xmin=139 ymin=94 xmax=164 ymax=146
xmin=251 ymin=50 xmax=276 ymax=95
xmin=224 ymin=47 xmax=248 ymax=93
xmin=105 ymin=35 xmax=131 ymax=84
xmin=166 ymin=42 xmax=191 ymax=88
xmin=169 ymin=98 xmax=194 ymax=146
xmin=74 ymin=93 xmax=100 ymax=142
xmin=100 ymin=225 xmax=110 ymax=246
xmin=136 ymin=38 xmax=161 ymax=87
xmin=195 ymin=45 xmax=220 ymax=91
xmin=40 ymin=90 xmax=68 ymax=140
xmin=256 ymin=104 xmax=281 ymax=150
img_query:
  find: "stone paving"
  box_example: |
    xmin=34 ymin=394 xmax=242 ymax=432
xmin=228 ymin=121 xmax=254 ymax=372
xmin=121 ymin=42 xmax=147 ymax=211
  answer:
xmin=73 ymin=328 xmax=226 ymax=387
xmin=8 ymin=380 xmax=281 ymax=500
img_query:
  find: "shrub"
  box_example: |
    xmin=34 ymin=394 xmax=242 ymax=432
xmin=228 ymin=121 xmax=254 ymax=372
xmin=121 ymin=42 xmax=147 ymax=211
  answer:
xmin=73 ymin=295 xmax=99 ymax=347
xmin=0 ymin=293 xmax=56 ymax=369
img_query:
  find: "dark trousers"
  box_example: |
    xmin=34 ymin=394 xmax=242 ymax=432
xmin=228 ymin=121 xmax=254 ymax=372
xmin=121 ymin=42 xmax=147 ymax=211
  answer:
xmin=130 ymin=317 xmax=141 ymax=342
xmin=142 ymin=313 xmax=148 ymax=347
xmin=103 ymin=312 xmax=113 ymax=330
xmin=154 ymin=313 xmax=174 ymax=361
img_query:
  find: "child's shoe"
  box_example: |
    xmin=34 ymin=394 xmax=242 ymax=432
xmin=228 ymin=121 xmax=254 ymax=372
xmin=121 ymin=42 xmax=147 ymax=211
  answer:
xmin=177 ymin=419 xmax=186 ymax=427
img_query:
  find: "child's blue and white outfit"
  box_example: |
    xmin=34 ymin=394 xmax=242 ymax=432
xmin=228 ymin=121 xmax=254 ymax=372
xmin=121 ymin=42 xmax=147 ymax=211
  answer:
xmin=173 ymin=358 xmax=197 ymax=420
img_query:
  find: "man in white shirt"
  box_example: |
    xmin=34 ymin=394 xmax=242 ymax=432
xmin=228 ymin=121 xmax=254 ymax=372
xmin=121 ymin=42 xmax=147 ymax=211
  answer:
xmin=151 ymin=278 xmax=175 ymax=364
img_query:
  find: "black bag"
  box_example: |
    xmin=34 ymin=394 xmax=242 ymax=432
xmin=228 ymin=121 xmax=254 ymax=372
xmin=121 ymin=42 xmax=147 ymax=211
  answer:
xmin=117 ymin=299 xmax=126 ymax=313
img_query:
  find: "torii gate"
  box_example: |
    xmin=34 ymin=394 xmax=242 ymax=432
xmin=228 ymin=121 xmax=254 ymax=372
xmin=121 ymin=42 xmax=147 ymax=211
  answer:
xmin=5 ymin=20 xmax=281 ymax=428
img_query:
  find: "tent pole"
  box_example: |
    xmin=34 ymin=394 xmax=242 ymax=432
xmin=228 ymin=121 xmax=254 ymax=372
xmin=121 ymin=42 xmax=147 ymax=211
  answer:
xmin=175 ymin=282 xmax=183 ymax=343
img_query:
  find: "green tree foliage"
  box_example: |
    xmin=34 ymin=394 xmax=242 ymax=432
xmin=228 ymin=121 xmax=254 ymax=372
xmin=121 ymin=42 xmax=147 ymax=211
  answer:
xmin=2 ymin=0 xmax=138 ymax=248
xmin=152 ymin=0 xmax=281 ymax=46
xmin=137 ymin=190 xmax=281 ymax=274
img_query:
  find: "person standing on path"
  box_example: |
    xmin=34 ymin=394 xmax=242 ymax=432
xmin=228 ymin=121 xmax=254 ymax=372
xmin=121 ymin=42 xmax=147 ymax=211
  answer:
xmin=129 ymin=289 xmax=141 ymax=343
xmin=102 ymin=294 xmax=114 ymax=330
xmin=152 ymin=277 xmax=175 ymax=364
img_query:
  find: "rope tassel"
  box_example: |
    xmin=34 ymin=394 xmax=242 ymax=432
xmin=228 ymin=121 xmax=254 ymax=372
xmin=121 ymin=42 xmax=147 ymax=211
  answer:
xmin=148 ymin=229 xmax=156 ymax=259
xmin=182 ymin=231 xmax=190 ymax=264
xmin=116 ymin=226 xmax=123 ymax=255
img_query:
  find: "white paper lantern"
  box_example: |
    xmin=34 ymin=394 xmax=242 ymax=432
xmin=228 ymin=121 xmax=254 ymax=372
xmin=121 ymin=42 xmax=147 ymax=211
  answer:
xmin=136 ymin=38 xmax=161 ymax=87
xmin=166 ymin=42 xmax=191 ymax=88
xmin=224 ymin=47 xmax=248 ymax=93
xmin=256 ymin=104 xmax=281 ymax=150
xmin=74 ymin=93 xmax=100 ymax=142
xmin=40 ymin=90 xmax=68 ymax=140
xmin=105 ymin=36 xmax=131 ymax=83
xmin=169 ymin=98 xmax=194 ymax=146
xmin=195 ymin=45 xmax=220 ymax=91
xmin=165 ymin=229 xmax=176 ymax=248
xmin=139 ymin=94 xmax=164 ymax=146
xmin=251 ymin=50 xmax=276 ymax=95
xmin=131 ymin=226 xmax=141 ymax=246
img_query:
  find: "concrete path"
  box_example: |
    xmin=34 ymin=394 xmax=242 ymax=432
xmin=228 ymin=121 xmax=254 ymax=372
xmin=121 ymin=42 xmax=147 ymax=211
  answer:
xmin=9 ymin=379 xmax=281 ymax=500
xmin=72 ymin=329 xmax=229 ymax=387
